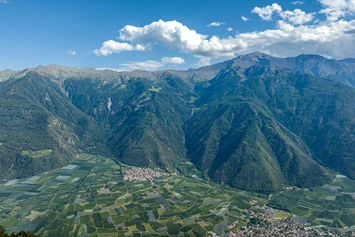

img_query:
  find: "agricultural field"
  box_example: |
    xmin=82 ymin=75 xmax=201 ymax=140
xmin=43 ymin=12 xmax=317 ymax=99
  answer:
xmin=21 ymin=149 xmax=53 ymax=158
xmin=269 ymin=174 xmax=355 ymax=234
xmin=0 ymin=154 xmax=266 ymax=237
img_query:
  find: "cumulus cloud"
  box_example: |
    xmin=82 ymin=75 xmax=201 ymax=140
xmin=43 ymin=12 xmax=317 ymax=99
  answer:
xmin=98 ymin=57 xmax=185 ymax=72
xmin=252 ymin=3 xmax=315 ymax=24
xmin=94 ymin=2 xmax=355 ymax=66
xmin=252 ymin=3 xmax=282 ymax=21
xmin=115 ymin=20 xmax=243 ymax=59
xmin=65 ymin=50 xmax=76 ymax=56
xmin=207 ymin=22 xmax=225 ymax=27
xmin=241 ymin=16 xmax=250 ymax=21
xmin=293 ymin=1 xmax=304 ymax=5
xmin=161 ymin=56 xmax=185 ymax=64
xmin=319 ymin=0 xmax=355 ymax=22
xmin=227 ymin=27 xmax=233 ymax=31
xmin=120 ymin=60 xmax=164 ymax=71
xmin=280 ymin=9 xmax=315 ymax=25
xmin=95 ymin=18 xmax=355 ymax=60
xmin=196 ymin=57 xmax=211 ymax=67
xmin=94 ymin=40 xmax=147 ymax=56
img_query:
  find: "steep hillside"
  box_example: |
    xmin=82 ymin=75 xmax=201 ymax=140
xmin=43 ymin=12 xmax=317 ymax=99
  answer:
xmin=186 ymin=65 xmax=355 ymax=192
xmin=64 ymin=73 xmax=195 ymax=169
xmin=1 ymin=53 xmax=355 ymax=192
xmin=0 ymin=72 xmax=108 ymax=181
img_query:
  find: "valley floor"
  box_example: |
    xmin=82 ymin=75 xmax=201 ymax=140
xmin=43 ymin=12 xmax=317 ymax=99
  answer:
xmin=270 ymin=175 xmax=355 ymax=235
xmin=0 ymin=154 xmax=352 ymax=236
xmin=0 ymin=154 xmax=262 ymax=237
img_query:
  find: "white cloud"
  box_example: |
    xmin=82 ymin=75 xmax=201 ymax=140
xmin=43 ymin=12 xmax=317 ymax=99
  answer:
xmin=280 ymin=9 xmax=315 ymax=25
xmin=65 ymin=50 xmax=76 ymax=56
xmin=293 ymin=1 xmax=304 ymax=5
xmin=252 ymin=3 xmax=315 ymax=25
xmin=94 ymin=2 xmax=355 ymax=66
xmin=241 ymin=16 xmax=250 ymax=21
xmin=161 ymin=56 xmax=185 ymax=64
xmin=120 ymin=60 xmax=163 ymax=71
xmin=319 ymin=0 xmax=355 ymax=22
xmin=196 ymin=57 xmax=211 ymax=67
xmin=94 ymin=40 xmax=147 ymax=56
xmin=207 ymin=22 xmax=225 ymax=27
xmin=115 ymin=20 xmax=240 ymax=59
xmin=252 ymin=3 xmax=282 ymax=21
xmin=0 ymin=0 xmax=7 ymax=4
xmin=227 ymin=27 xmax=233 ymax=31
xmin=98 ymin=57 xmax=185 ymax=71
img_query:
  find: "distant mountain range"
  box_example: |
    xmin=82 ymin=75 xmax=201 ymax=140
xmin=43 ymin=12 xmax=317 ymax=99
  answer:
xmin=1 ymin=52 xmax=355 ymax=192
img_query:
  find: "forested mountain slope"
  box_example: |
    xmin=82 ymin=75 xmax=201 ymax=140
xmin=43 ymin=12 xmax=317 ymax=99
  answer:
xmin=1 ymin=53 xmax=355 ymax=192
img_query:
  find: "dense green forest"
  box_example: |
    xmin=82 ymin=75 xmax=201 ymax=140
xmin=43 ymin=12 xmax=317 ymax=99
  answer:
xmin=1 ymin=53 xmax=355 ymax=192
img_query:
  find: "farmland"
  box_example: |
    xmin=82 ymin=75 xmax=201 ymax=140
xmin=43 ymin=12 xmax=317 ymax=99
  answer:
xmin=269 ymin=174 xmax=355 ymax=234
xmin=2 ymin=153 xmax=354 ymax=236
xmin=0 ymin=154 xmax=265 ymax=237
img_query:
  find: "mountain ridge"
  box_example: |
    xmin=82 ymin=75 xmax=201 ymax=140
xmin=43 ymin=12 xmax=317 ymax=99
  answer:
xmin=1 ymin=53 xmax=355 ymax=192
xmin=3 ymin=52 xmax=355 ymax=85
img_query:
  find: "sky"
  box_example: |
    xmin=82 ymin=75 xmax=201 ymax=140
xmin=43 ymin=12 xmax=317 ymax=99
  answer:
xmin=1 ymin=0 xmax=355 ymax=71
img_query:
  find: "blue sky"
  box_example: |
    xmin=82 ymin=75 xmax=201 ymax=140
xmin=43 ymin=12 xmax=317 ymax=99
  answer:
xmin=1 ymin=0 xmax=355 ymax=71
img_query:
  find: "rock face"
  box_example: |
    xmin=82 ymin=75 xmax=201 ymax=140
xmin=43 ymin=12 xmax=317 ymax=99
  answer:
xmin=1 ymin=52 xmax=355 ymax=192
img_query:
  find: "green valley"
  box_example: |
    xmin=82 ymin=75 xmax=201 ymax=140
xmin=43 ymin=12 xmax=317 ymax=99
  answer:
xmin=2 ymin=53 xmax=355 ymax=193
xmin=2 ymin=53 xmax=355 ymax=235
xmin=3 ymin=0 xmax=355 ymax=235
xmin=0 ymin=154 xmax=265 ymax=237
xmin=0 ymin=153 xmax=350 ymax=236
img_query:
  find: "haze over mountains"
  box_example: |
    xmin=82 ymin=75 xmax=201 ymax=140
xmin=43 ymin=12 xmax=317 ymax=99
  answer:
xmin=1 ymin=52 xmax=355 ymax=193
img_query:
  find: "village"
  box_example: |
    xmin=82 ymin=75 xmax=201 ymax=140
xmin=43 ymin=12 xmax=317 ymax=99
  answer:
xmin=227 ymin=217 xmax=341 ymax=237
xmin=122 ymin=166 xmax=168 ymax=182
xmin=208 ymin=210 xmax=343 ymax=237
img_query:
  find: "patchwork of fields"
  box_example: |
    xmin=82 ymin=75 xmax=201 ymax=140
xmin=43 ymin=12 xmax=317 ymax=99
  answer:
xmin=0 ymin=154 xmax=265 ymax=237
xmin=270 ymin=175 xmax=355 ymax=233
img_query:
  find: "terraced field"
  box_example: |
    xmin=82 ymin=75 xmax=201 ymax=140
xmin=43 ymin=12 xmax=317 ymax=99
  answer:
xmin=0 ymin=154 xmax=266 ymax=237
xmin=269 ymin=175 xmax=355 ymax=233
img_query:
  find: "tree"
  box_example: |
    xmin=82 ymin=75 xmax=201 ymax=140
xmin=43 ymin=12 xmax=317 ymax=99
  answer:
xmin=0 ymin=226 xmax=6 ymax=237
xmin=0 ymin=227 xmax=37 ymax=237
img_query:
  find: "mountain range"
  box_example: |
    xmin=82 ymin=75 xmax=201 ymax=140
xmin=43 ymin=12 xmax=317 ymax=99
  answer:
xmin=1 ymin=52 xmax=355 ymax=193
